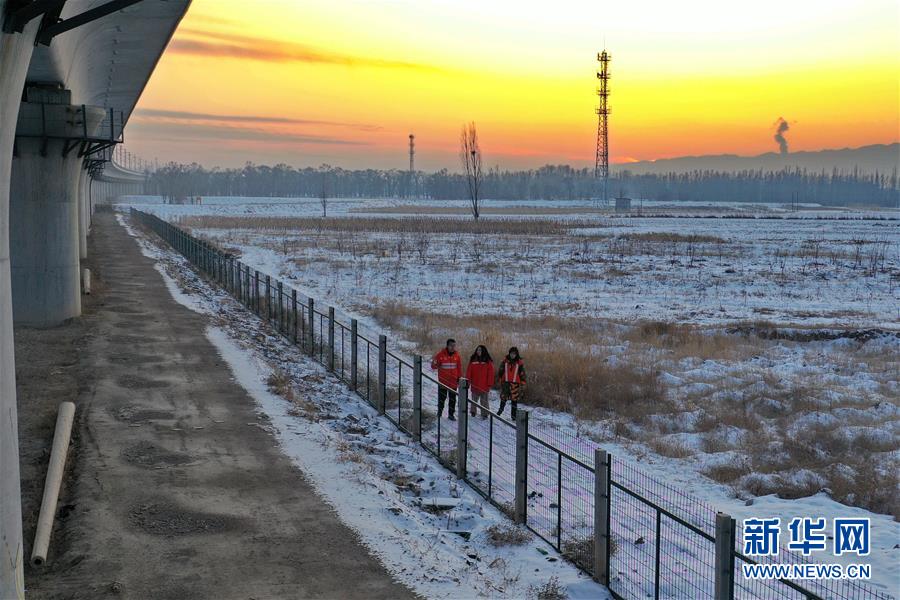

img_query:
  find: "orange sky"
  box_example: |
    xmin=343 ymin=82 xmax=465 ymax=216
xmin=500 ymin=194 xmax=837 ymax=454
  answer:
xmin=127 ymin=0 xmax=900 ymax=170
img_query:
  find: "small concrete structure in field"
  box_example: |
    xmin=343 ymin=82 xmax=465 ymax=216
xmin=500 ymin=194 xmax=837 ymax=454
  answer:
xmin=170 ymin=196 xmax=203 ymax=205
xmin=615 ymin=197 xmax=632 ymax=212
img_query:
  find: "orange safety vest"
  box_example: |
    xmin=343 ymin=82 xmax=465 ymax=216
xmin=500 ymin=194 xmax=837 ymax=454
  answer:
xmin=501 ymin=359 xmax=524 ymax=384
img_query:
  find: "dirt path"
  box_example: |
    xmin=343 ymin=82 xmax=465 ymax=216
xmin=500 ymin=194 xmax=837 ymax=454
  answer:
xmin=21 ymin=211 xmax=415 ymax=600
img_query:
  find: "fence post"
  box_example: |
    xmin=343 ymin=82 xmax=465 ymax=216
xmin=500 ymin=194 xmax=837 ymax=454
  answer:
xmin=327 ymin=307 xmax=335 ymax=372
xmin=377 ymin=335 xmax=387 ymax=415
xmin=265 ymin=275 xmax=272 ymax=321
xmin=307 ymin=298 xmax=315 ymax=355
xmin=456 ymin=378 xmax=468 ymax=479
xmin=254 ymin=271 xmax=261 ymax=315
xmin=594 ymin=449 xmax=611 ymax=585
xmin=714 ymin=512 xmax=736 ymax=600
xmin=350 ymin=319 xmax=358 ymax=391
xmin=412 ymin=355 xmax=422 ymax=441
xmin=515 ymin=410 xmax=529 ymax=525
xmin=277 ymin=282 xmax=284 ymax=331
xmin=291 ymin=290 xmax=298 ymax=343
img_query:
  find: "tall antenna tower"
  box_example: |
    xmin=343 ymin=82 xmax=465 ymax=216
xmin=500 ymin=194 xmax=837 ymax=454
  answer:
xmin=409 ymin=134 xmax=415 ymax=172
xmin=595 ymin=50 xmax=611 ymax=204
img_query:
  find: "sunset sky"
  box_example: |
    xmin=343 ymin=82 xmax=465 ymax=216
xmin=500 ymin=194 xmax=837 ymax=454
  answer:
xmin=128 ymin=0 xmax=900 ymax=171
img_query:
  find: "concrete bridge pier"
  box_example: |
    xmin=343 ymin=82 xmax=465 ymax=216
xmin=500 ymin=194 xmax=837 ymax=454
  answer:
xmin=0 ymin=17 xmax=38 ymax=600
xmin=10 ymin=101 xmax=106 ymax=327
xmin=78 ymin=167 xmax=90 ymax=259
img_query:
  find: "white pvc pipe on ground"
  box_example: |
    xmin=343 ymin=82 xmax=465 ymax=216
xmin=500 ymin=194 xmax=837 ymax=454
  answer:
xmin=31 ymin=401 xmax=76 ymax=567
xmin=82 ymin=268 xmax=91 ymax=295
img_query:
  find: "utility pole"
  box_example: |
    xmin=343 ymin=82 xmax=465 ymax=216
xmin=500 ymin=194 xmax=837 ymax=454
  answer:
xmin=595 ymin=50 xmax=611 ymax=206
xmin=408 ymin=133 xmax=415 ymax=199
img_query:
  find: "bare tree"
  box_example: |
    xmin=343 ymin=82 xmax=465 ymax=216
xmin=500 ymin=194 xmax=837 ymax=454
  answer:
xmin=319 ymin=166 xmax=331 ymax=217
xmin=459 ymin=122 xmax=483 ymax=219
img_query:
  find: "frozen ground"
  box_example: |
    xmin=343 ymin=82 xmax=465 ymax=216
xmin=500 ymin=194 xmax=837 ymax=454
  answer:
xmin=125 ymin=195 xmax=899 ymax=221
xmin=123 ymin=199 xmax=899 ymax=595
xmin=136 ymin=197 xmax=899 ymax=327
xmin=120 ymin=213 xmax=607 ymax=599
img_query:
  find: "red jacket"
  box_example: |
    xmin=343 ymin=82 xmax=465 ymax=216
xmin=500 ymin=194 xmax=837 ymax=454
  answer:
xmin=466 ymin=359 xmax=494 ymax=394
xmin=431 ymin=348 xmax=462 ymax=388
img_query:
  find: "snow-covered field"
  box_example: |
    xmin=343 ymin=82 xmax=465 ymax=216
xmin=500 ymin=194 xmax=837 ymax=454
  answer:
xmin=124 ymin=195 xmax=899 ymax=222
xmin=139 ymin=196 xmax=898 ymax=327
xmin=121 ymin=213 xmax=607 ymax=599
xmin=123 ymin=198 xmax=899 ymax=596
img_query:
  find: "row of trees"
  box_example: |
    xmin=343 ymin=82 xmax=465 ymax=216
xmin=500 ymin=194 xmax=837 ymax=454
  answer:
xmin=144 ymin=161 xmax=899 ymax=208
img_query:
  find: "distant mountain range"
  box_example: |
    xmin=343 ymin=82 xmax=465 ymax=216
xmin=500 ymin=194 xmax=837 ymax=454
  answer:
xmin=616 ymin=143 xmax=899 ymax=175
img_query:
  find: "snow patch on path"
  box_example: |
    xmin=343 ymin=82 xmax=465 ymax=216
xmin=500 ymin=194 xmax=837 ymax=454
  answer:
xmin=122 ymin=212 xmax=608 ymax=599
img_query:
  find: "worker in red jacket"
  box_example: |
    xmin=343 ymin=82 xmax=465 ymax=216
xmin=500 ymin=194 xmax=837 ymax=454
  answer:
xmin=431 ymin=338 xmax=462 ymax=420
xmin=497 ymin=346 xmax=526 ymax=418
xmin=465 ymin=345 xmax=494 ymax=418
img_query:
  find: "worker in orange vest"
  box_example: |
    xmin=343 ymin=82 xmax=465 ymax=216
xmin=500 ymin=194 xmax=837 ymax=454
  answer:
xmin=431 ymin=338 xmax=462 ymax=420
xmin=497 ymin=346 xmax=526 ymax=418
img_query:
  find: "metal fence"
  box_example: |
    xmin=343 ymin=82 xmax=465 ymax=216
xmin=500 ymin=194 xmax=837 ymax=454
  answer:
xmin=131 ymin=209 xmax=892 ymax=600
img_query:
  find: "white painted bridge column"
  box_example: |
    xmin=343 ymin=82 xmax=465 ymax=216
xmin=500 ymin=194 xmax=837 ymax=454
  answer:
xmin=9 ymin=102 xmax=105 ymax=327
xmin=78 ymin=166 xmax=90 ymax=259
xmin=0 ymin=14 xmax=38 ymax=600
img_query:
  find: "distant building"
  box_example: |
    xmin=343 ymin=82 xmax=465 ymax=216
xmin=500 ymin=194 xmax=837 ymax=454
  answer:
xmin=615 ymin=197 xmax=632 ymax=212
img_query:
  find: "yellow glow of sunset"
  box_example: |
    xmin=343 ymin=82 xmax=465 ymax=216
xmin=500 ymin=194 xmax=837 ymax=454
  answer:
xmin=128 ymin=0 xmax=900 ymax=169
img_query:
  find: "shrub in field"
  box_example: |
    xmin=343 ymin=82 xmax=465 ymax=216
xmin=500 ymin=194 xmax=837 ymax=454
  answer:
xmin=485 ymin=522 xmax=531 ymax=547
xmin=370 ymin=302 xmax=668 ymax=421
xmin=648 ymin=437 xmax=696 ymax=458
xmin=828 ymin=460 xmax=899 ymax=520
xmin=618 ymin=232 xmax=727 ymax=244
xmin=528 ymin=576 xmax=566 ymax=600
xmin=178 ymin=215 xmax=589 ymax=236
xmin=266 ymin=368 xmax=294 ymax=401
xmin=702 ymin=463 xmax=750 ymax=485
xmin=560 ymin=535 xmax=617 ymax=570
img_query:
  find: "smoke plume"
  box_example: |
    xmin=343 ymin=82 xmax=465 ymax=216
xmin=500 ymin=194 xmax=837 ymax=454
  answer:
xmin=774 ymin=117 xmax=790 ymax=155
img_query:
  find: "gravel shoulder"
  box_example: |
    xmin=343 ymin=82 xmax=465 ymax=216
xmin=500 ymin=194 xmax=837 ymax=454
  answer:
xmin=18 ymin=211 xmax=414 ymax=600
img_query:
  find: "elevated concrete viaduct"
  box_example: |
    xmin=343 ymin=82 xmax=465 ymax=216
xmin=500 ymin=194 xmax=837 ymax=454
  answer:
xmin=93 ymin=156 xmax=147 ymax=205
xmin=0 ymin=2 xmax=189 ymax=597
